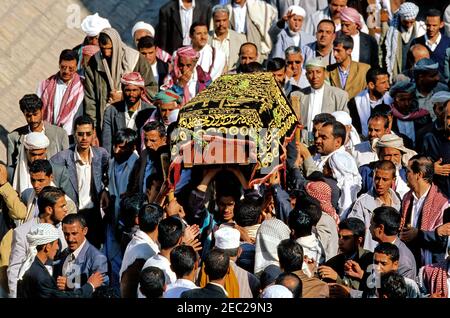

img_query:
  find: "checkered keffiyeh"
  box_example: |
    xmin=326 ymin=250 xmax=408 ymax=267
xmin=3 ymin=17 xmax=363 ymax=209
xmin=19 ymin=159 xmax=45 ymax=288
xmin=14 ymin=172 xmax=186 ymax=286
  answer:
xmin=398 ymin=2 xmax=419 ymax=21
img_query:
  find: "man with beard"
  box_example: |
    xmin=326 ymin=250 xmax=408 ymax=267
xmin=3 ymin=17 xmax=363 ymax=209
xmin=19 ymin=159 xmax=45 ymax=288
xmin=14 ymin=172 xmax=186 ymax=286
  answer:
xmin=303 ymin=20 xmax=337 ymax=67
xmin=102 ymin=72 xmax=155 ymax=154
xmin=103 ymin=129 xmax=139 ymax=294
xmin=347 ymin=68 xmax=392 ymax=137
xmin=148 ymin=90 xmax=182 ymax=129
xmin=348 ymin=160 xmax=402 ymax=252
xmin=284 ymin=46 xmax=309 ymax=89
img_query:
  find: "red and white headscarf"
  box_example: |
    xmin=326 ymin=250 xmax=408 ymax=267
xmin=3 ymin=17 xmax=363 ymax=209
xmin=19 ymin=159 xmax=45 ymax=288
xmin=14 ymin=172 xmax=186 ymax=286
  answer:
xmin=120 ymin=71 xmax=151 ymax=104
xmin=305 ymin=181 xmax=340 ymax=226
xmin=340 ymin=7 xmax=362 ymax=29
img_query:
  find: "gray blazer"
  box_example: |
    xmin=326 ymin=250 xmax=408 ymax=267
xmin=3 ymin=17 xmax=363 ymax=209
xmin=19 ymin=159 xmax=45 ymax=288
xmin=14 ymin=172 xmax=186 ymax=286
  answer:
xmin=394 ymin=238 xmax=417 ymax=281
xmin=50 ymin=146 xmax=109 ymax=207
xmin=7 ymin=218 xmax=66 ymax=298
xmin=7 ymin=122 xmax=69 ymax=168
xmin=290 ymin=84 xmax=349 ymax=126
xmin=208 ymin=29 xmax=247 ymax=71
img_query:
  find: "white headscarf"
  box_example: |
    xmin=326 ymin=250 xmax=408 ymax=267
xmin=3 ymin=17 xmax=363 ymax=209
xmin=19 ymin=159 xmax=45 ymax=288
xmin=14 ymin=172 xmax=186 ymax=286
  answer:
xmin=332 ymin=111 xmax=361 ymax=150
xmin=328 ymin=151 xmax=361 ymax=219
xmin=131 ymin=21 xmax=155 ymax=38
xmin=81 ymin=13 xmax=111 ymax=37
xmin=12 ymin=132 xmax=49 ymax=195
xmin=17 ymin=223 xmax=60 ymax=281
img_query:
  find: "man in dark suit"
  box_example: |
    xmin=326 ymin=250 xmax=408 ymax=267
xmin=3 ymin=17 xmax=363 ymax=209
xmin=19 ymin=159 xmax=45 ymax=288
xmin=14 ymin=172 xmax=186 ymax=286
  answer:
xmin=102 ymin=72 xmax=155 ymax=154
xmin=54 ymin=214 xmax=109 ymax=293
xmin=50 ymin=115 xmax=109 ymax=248
xmin=8 ymin=94 xmax=69 ymax=170
xmin=137 ymin=36 xmax=169 ymax=89
xmin=156 ymin=0 xmax=212 ymax=55
xmin=17 ymin=223 xmax=104 ymax=298
xmin=181 ymin=249 xmax=228 ymax=298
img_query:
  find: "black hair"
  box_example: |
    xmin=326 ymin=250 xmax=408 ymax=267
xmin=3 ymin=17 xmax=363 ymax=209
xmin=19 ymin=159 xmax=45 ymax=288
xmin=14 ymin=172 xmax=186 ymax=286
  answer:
xmin=426 ymin=8 xmax=442 ymax=20
xmin=288 ymin=208 xmax=313 ymax=237
xmin=275 ymin=272 xmax=302 ymax=298
xmin=145 ymin=172 xmax=164 ymax=190
xmin=333 ymin=34 xmax=354 ymax=50
xmin=98 ymin=32 xmax=112 ymax=46
xmin=62 ymin=213 xmax=87 ymax=228
xmin=59 ymin=49 xmax=78 ymax=63
xmin=113 ymin=128 xmax=138 ymax=147
xmin=339 ymin=217 xmax=366 ymax=239
xmin=277 ymin=239 xmax=304 ymax=272
xmin=235 ymin=198 xmax=261 ymax=227
xmin=408 ymin=154 xmax=434 ymax=184
xmin=143 ymin=121 xmax=166 ymax=137
xmin=139 ymin=203 xmax=164 ymax=233
xmin=139 ymin=266 xmax=165 ymax=298
xmin=73 ymin=115 xmax=95 ymax=132
xmin=294 ymin=191 xmax=322 ymax=225
xmin=137 ymin=35 xmax=156 ymax=50
xmin=204 ymin=249 xmax=230 ymax=281
xmin=374 ymin=242 xmax=400 ymax=262
xmin=170 ymin=245 xmax=198 ymax=278
xmin=379 ymin=271 xmax=407 ymax=299
xmin=19 ymin=94 xmax=43 ymax=113
xmin=321 ymin=120 xmax=347 ymax=146
xmin=368 ymin=113 xmax=389 ymax=129
xmin=158 ymin=216 xmax=183 ymax=250
xmin=29 ymin=159 xmax=52 ymax=176
xmin=267 ymin=58 xmax=286 ymax=72
xmin=374 ymin=160 xmax=396 ymax=179
xmin=239 ymin=62 xmax=264 ymax=73
xmin=189 ymin=21 xmax=208 ymax=36
xmin=366 ymin=67 xmax=389 ymax=85
xmin=118 ymin=193 xmax=148 ymax=230
xmin=313 ymin=113 xmax=336 ymax=125
xmin=371 ymin=103 xmax=392 ymax=117
xmin=317 ymin=19 xmax=336 ymax=33
xmin=372 ymin=206 xmax=401 ymax=236
xmin=37 ymin=186 xmax=66 ymax=216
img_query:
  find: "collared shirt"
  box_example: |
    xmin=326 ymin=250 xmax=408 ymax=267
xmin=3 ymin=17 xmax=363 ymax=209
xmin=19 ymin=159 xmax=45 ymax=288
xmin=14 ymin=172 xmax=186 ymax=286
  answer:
xmin=232 ymin=2 xmax=247 ymax=34
xmin=125 ymin=100 xmax=142 ymax=130
xmin=350 ymin=32 xmax=360 ymax=62
xmin=62 ymin=238 xmax=87 ymax=289
xmin=179 ymin=0 xmax=195 ymax=45
xmin=74 ymin=147 xmax=94 ymax=210
xmin=410 ymin=186 xmax=431 ymax=228
xmin=163 ymin=279 xmax=198 ymax=298
xmin=338 ymin=64 xmax=351 ymax=89
xmin=425 ymin=33 xmax=442 ymax=52
xmin=187 ymin=67 xmax=198 ymax=101
xmin=307 ymin=85 xmax=325 ymax=131
xmin=197 ymin=44 xmax=226 ymax=81
xmin=211 ymin=31 xmax=230 ymax=67
xmin=208 ymin=282 xmax=229 ymax=297
xmin=151 ymin=62 xmax=159 ymax=87
xmin=288 ymin=68 xmax=310 ymax=89
xmin=53 ymin=77 xmax=69 ymax=123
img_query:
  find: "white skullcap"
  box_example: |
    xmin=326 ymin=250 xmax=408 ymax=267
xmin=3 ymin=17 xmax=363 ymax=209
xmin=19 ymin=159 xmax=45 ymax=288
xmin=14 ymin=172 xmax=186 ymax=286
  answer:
xmin=430 ymin=91 xmax=450 ymax=105
xmin=261 ymin=285 xmax=293 ymax=298
xmin=332 ymin=111 xmax=352 ymax=126
xmin=18 ymin=223 xmax=60 ymax=280
xmin=81 ymin=13 xmax=112 ymax=37
xmin=23 ymin=132 xmax=50 ymax=150
xmin=286 ymin=5 xmax=306 ymax=17
xmin=131 ymin=21 xmax=155 ymax=38
xmin=305 ymin=57 xmax=327 ymax=69
xmin=214 ymin=226 xmax=240 ymax=249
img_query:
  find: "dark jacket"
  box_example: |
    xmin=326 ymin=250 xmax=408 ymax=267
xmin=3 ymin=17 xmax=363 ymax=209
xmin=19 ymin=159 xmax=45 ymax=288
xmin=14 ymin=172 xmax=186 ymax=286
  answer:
xmin=359 ymin=32 xmax=380 ymax=69
xmin=180 ymin=283 xmax=227 ymax=298
xmin=156 ymin=58 xmax=169 ymax=88
xmin=17 ymin=257 xmax=93 ymax=298
xmin=411 ymin=34 xmax=450 ymax=76
xmin=156 ymin=0 xmax=212 ymax=55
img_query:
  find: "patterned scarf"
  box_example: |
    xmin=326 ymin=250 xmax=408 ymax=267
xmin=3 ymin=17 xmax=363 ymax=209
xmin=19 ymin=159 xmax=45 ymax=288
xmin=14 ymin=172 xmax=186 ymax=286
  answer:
xmin=39 ymin=72 xmax=84 ymax=128
xmin=422 ymin=260 xmax=449 ymax=297
xmin=391 ymin=105 xmax=429 ymax=121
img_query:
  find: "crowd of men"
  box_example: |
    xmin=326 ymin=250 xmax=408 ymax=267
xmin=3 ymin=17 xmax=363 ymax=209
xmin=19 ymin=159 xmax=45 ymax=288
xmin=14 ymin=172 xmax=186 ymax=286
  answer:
xmin=0 ymin=0 xmax=449 ymax=299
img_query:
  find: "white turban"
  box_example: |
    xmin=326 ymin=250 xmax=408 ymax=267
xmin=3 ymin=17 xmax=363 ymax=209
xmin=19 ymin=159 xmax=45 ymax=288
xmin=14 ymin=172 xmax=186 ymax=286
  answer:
xmin=261 ymin=285 xmax=293 ymax=298
xmin=430 ymin=91 xmax=450 ymax=105
xmin=23 ymin=132 xmax=50 ymax=150
xmin=214 ymin=227 xmax=240 ymax=249
xmin=131 ymin=21 xmax=155 ymax=38
xmin=332 ymin=111 xmax=361 ymax=150
xmin=81 ymin=13 xmax=112 ymax=37
xmin=17 ymin=223 xmax=60 ymax=280
xmin=286 ymin=5 xmax=306 ymax=17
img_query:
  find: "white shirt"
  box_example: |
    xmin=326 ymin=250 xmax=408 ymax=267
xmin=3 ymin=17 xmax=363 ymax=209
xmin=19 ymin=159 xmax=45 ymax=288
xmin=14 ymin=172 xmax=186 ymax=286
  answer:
xmin=119 ymin=229 xmax=159 ymax=280
xmin=187 ymin=68 xmax=198 ymax=102
xmin=139 ymin=253 xmax=177 ymax=298
xmin=62 ymin=238 xmax=87 ymax=289
xmin=351 ymin=140 xmax=379 ymax=167
xmin=151 ymin=62 xmax=159 ymax=88
xmin=410 ymin=186 xmax=431 ymax=228
xmin=307 ymin=85 xmax=325 ymax=131
xmin=74 ymin=147 xmax=94 ymax=210
xmin=197 ymin=44 xmax=226 ymax=81
xmin=425 ymin=33 xmax=442 ymax=52
xmin=53 ymin=78 xmax=69 ymax=124
xmin=125 ymin=100 xmax=142 ymax=130
xmin=179 ymin=0 xmax=195 ymax=46
xmin=350 ymin=32 xmax=361 ymax=63
xmin=211 ymin=32 xmax=230 ymax=68
xmin=163 ymin=279 xmax=198 ymax=298
xmin=232 ymin=2 xmax=247 ymax=34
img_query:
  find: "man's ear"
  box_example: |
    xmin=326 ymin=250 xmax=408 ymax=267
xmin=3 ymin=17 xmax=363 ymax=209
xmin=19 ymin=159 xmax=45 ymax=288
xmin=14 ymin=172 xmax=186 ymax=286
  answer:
xmin=83 ymin=226 xmax=88 ymax=236
xmin=237 ymin=246 xmax=242 ymax=258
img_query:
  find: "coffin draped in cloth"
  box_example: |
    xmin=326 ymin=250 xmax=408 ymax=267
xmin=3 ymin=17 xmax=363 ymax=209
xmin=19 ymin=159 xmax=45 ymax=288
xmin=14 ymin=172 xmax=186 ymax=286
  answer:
xmin=169 ymin=72 xmax=299 ymax=186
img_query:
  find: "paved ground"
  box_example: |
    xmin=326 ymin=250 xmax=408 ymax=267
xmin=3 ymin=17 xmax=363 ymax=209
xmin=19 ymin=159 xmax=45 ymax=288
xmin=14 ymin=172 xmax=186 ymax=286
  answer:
xmin=0 ymin=0 xmax=169 ymax=162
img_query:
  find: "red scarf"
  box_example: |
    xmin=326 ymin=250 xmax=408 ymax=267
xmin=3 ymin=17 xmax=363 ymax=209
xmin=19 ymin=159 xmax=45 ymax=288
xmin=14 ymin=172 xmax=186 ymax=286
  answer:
xmin=391 ymin=105 xmax=429 ymax=121
xmin=39 ymin=72 xmax=84 ymax=127
xmin=422 ymin=260 xmax=449 ymax=297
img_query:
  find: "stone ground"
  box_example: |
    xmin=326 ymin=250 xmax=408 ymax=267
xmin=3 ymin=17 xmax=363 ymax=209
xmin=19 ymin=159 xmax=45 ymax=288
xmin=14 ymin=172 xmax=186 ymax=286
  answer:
xmin=0 ymin=0 xmax=169 ymax=163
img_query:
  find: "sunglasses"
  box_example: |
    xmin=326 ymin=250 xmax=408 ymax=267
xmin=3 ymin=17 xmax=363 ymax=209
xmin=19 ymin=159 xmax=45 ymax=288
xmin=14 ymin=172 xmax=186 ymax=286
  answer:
xmin=76 ymin=131 xmax=93 ymax=137
xmin=287 ymin=61 xmax=302 ymax=64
